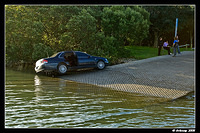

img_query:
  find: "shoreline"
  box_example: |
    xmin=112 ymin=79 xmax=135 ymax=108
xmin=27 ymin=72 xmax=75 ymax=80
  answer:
xmin=5 ymin=57 xmax=138 ymax=72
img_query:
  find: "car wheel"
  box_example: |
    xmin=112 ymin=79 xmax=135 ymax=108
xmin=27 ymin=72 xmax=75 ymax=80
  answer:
xmin=97 ymin=61 xmax=105 ymax=70
xmin=57 ymin=63 xmax=67 ymax=74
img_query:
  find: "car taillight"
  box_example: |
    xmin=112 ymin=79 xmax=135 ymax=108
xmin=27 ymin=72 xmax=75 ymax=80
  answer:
xmin=42 ymin=59 xmax=48 ymax=63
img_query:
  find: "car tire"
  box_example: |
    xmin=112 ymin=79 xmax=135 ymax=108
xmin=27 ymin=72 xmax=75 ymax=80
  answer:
xmin=97 ymin=61 xmax=105 ymax=70
xmin=57 ymin=63 xmax=67 ymax=74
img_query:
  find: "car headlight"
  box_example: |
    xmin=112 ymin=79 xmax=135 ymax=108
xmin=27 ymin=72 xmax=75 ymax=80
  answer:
xmin=104 ymin=59 xmax=109 ymax=63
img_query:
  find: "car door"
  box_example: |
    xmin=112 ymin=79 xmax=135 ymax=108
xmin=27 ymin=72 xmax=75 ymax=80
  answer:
xmin=58 ymin=51 xmax=76 ymax=66
xmin=76 ymin=52 xmax=95 ymax=67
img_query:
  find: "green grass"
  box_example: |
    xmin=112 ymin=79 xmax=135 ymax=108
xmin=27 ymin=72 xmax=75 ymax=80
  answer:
xmin=125 ymin=46 xmax=158 ymax=60
xmin=179 ymin=47 xmax=194 ymax=52
xmin=125 ymin=45 xmax=194 ymax=60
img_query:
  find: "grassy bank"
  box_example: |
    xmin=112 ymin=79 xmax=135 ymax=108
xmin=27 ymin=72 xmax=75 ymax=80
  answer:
xmin=124 ymin=46 xmax=194 ymax=60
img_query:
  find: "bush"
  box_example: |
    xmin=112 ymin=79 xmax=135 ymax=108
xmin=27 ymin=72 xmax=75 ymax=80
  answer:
xmin=32 ymin=43 xmax=54 ymax=61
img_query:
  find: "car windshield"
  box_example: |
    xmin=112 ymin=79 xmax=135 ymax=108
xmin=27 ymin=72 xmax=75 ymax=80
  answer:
xmin=50 ymin=52 xmax=60 ymax=57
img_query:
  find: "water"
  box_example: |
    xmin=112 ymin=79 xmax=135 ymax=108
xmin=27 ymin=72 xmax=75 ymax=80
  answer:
xmin=5 ymin=69 xmax=195 ymax=128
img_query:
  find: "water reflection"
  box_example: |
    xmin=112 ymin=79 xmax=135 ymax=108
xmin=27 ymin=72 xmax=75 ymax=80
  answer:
xmin=34 ymin=75 xmax=42 ymax=86
xmin=34 ymin=75 xmax=43 ymax=104
xmin=34 ymin=74 xmax=67 ymax=95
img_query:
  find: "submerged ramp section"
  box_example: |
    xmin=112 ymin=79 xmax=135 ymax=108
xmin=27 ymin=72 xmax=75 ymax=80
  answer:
xmin=100 ymin=84 xmax=189 ymax=99
xmin=60 ymin=51 xmax=194 ymax=99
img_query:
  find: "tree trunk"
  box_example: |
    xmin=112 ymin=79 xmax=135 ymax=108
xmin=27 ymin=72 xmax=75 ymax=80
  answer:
xmin=154 ymin=31 xmax=158 ymax=48
xmin=190 ymin=30 xmax=193 ymax=49
xmin=148 ymin=42 xmax=151 ymax=47
xmin=139 ymin=40 xmax=142 ymax=46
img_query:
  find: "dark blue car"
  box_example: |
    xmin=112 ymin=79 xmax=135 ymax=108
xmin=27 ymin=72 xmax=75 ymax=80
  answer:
xmin=35 ymin=51 xmax=109 ymax=75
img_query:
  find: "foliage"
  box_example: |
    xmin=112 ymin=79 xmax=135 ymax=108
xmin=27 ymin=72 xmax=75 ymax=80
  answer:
xmin=32 ymin=43 xmax=54 ymax=60
xmin=64 ymin=9 xmax=97 ymax=50
xmin=5 ymin=5 xmax=194 ymax=65
xmin=143 ymin=6 xmax=194 ymax=47
xmin=102 ymin=6 xmax=150 ymax=45
xmin=6 ymin=6 xmax=43 ymax=62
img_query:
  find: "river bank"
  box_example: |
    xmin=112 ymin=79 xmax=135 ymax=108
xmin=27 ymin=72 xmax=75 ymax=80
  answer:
xmin=5 ymin=57 xmax=138 ymax=73
xmin=6 ymin=61 xmax=35 ymax=72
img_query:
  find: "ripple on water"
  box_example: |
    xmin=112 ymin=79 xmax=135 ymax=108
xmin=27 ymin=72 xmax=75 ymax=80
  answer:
xmin=5 ymin=69 xmax=195 ymax=128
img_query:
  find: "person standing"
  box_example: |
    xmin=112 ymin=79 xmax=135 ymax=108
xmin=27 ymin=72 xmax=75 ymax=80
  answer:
xmin=172 ymin=37 xmax=179 ymax=57
xmin=163 ymin=40 xmax=171 ymax=55
xmin=176 ymin=35 xmax=181 ymax=54
xmin=158 ymin=37 xmax=163 ymax=56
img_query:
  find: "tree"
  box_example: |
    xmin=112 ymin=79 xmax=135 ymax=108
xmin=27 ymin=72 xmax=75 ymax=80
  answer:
xmin=6 ymin=5 xmax=81 ymax=62
xmin=32 ymin=43 xmax=53 ymax=60
xmin=143 ymin=6 xmax=194 ymax=47
xmin=37 ymin=6 xmax=81 ymax=51
xmin=64 ymin=9 xmax=97 ymax=51
xmin=101 ymin=6 xmax=150 ymax=46
xmin=63 ymin=8 xmax=119 ymax=58
xmin=177 ymin=6 xmax=194 ymax=48
xmin=6 ymin=5 xmax=44 ymax=62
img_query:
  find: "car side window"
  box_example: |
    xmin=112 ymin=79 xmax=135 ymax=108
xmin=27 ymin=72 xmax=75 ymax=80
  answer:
xmin=59 ymin=53 xmax=65 ymax=58
xmin=76 ymin=52 xmax=89 ymax=58
xmin=59 ymin=52 xmax=73 ymax=58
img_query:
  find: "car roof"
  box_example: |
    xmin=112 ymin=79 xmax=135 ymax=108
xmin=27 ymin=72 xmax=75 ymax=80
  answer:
xmin=60 ymin=51 xmax=88 ymax=54
xmin=60 ymin=51 xmax=79 ymax=52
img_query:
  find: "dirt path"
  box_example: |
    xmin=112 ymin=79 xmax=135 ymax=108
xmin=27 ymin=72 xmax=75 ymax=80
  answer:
xmin=60 ymin=51 xmax=195 ymax=99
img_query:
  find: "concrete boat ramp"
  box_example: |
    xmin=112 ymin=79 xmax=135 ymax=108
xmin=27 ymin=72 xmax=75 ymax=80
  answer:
xmin=60 ymin=51 xmax=195 ymax=99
